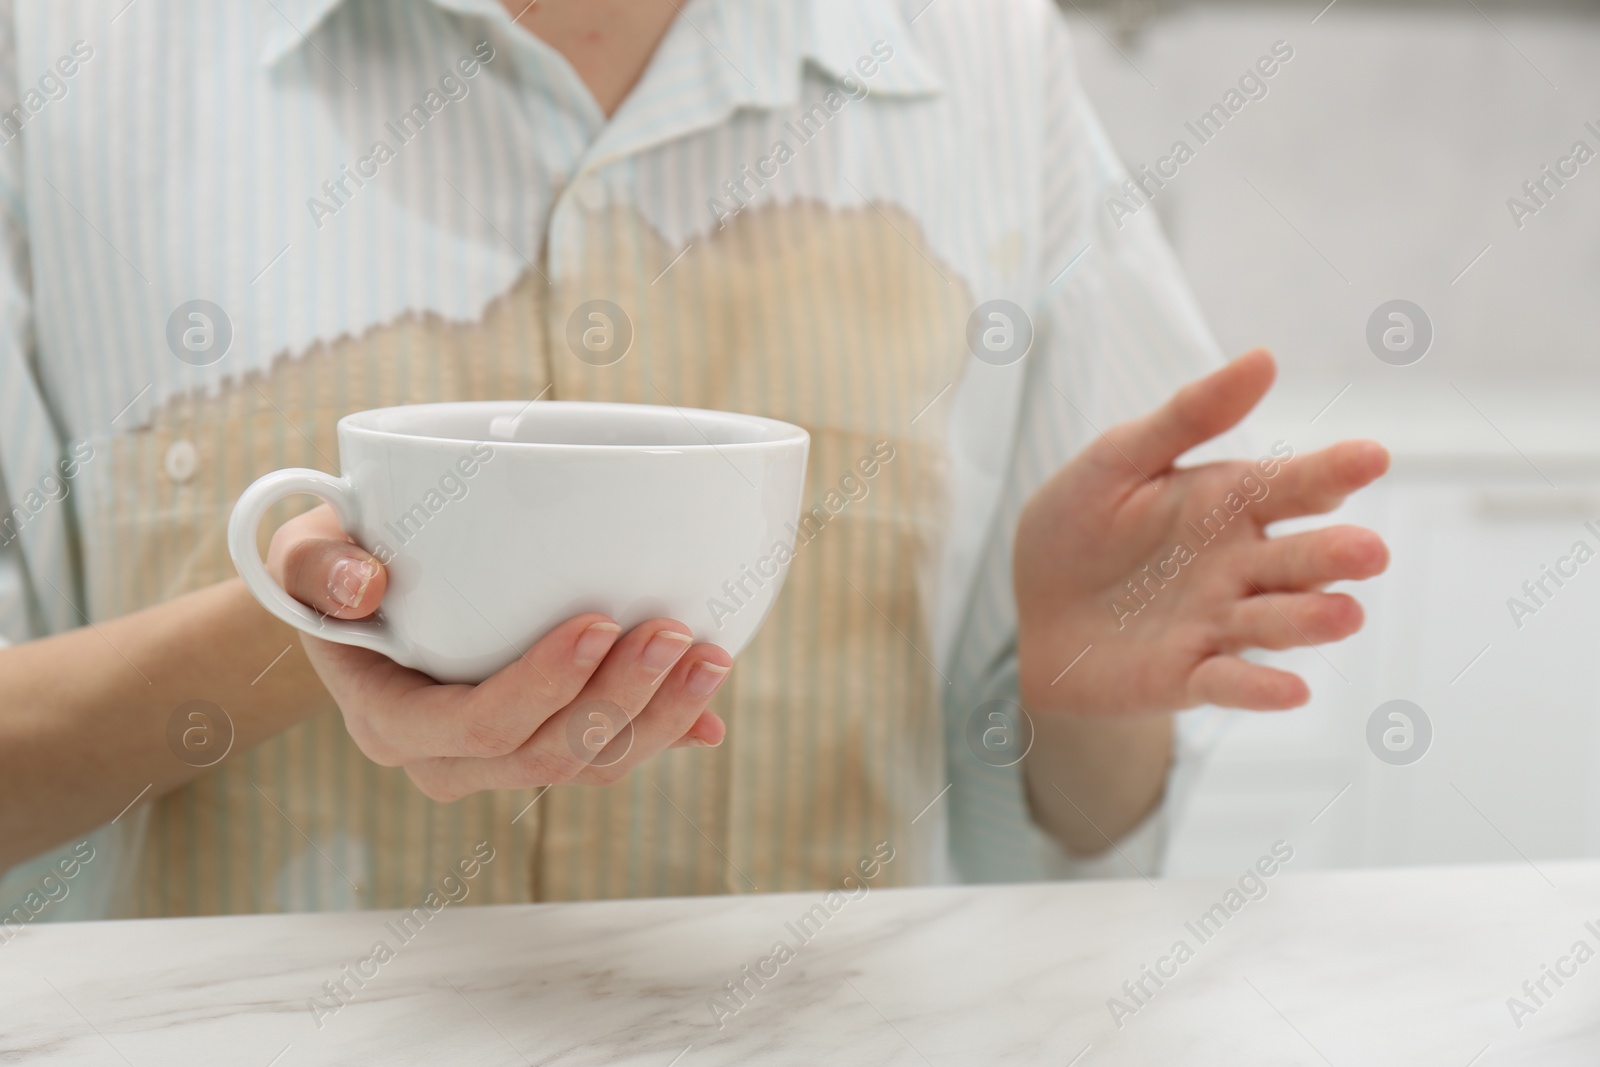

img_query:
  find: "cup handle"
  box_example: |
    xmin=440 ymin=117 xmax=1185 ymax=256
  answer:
xmin=227 ymin=468 xmax=412 ymax=664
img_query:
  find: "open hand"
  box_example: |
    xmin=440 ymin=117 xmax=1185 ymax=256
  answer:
xmin=1015 ymin=350 xmax=1390 ymax=717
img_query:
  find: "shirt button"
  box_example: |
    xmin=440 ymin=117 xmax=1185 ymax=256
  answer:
xmin=575 ymin=175 xmax=606 ymax=211
xmin=163 ymin=439 xmax=199 ymax=484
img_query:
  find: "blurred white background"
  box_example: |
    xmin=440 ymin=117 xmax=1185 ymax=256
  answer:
xmin=1062 ymin=0 xmax=1600 ymax=875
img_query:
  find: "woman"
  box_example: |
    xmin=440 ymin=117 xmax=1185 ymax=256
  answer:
xmin=0 ymin=0 xmax=1387 ymax=917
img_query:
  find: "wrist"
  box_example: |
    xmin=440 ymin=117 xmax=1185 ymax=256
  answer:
xmin=1015 ymin=612 xmax=1100 ymax=715
xmin=1022 ymin=711 xmax=1174 ymax=857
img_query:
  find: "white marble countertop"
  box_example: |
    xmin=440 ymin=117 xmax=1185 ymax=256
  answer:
xmin=3 ymin=861 xmax=1597 ymax=1065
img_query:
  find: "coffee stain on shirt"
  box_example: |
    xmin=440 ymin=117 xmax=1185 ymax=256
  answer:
xmin=88 ymin=199 xmax=970 ymax=914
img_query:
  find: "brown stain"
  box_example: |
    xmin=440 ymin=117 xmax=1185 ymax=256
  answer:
xmin=97 ymin=198 xmax=972 ymax=914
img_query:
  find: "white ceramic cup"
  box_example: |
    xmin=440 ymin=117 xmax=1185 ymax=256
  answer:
xmin=228 ymin=401 xmax=810 ymax=684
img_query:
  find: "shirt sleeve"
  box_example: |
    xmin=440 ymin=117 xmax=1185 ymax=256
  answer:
xmin=0 ymin=0 xmax=79 ymax=645
xmin=0 ymin=538 xmax=23 ymax=643
xmin=944 ymin=5 xmax=1234 ymax=883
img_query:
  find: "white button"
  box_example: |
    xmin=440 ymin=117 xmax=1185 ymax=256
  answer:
xmin=163 ymin=439 xmax=199 ymax=484
xmin=575 ymin=175 xmax=606 ymax=211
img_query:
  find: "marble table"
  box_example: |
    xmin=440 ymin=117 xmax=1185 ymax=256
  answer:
xmin=3 ymin=861 xmax=1597 ymax=1065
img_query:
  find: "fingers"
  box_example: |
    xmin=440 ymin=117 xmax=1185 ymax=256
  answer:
xmin=285 ymin=539 xmax=386 ymax=618
xmin=1252 ymin=440 xmax=1391 ymax=524
xmin=1225 ymin=592 xmax=1364 ymax=652
xmin=1189 ymin=655 xmax=1309 ymax=711
xmin=1094 ymin=350 xmax=1276 ymax=480
xmin=669 ymin=709 xmax=728 ymax=749
xmin=404 ymin=634 xmax=731 ymax=800
xmin=1197 ymin=589 xmax=1363 ymax=707
xmin=590 ymin=646 xmax=732 ymax=771
xmin=500 ymin=621 xmax=698 ymax=781
xmin=334 ymin=613 xmax=619 ymax=765
xmin=562 ymin=620 xmax=698 ymax=725
xmin=467 ymin=614 xmax=623 ymax=728
xmin=507 ymin=619 xmax=710 ymax=777
xmin=266 ymin=503 xmax=388 ymax=620
xmin=1248 ymin=526 xmax=1389 ymax=591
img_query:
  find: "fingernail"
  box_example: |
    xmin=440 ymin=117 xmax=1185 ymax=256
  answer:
xmin=328 ymin=557 xmax=377 ymax=609
xmin=641 ymin=630 xmax=693 ymax=672
xmin=685 ymin=661 xmax=730 ymax=699
xmin=574 ymin=621 xmax=621 ymax=666
xmin=689 ymin=720 xmax=725 ymax=748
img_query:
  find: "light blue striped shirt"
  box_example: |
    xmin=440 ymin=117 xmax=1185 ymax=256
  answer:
xmin=0 ymin=0 xmax=1226 ymax=906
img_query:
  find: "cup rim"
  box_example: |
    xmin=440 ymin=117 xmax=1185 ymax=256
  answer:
xmin=338 ymin=400 xmax=808 ymax=451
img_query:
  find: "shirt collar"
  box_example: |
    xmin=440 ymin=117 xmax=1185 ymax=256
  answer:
xmin=802 ymin=0 xmax=943 ymax=100
xmin=571 ymin=0 xmax=938 ymax=180
xmin=259 ymin=0 xmax=943 ymax=102
xmin=256 ymin=0 xmax=346 ymax=67
xmin=705 ymin=0 xmax=943 ymax=108
xmin=258 ymin=0 xmax=506 ymax=66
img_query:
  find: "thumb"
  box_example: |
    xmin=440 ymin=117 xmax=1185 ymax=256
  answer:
xmin=1098 ymin=349 xmax=1276 ymax=478
xmin=281 ymin=538 xmax=388 ymax=620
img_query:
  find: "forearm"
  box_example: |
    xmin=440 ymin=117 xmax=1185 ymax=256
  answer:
xmin=0 ymin=578 xmax=332 ymax=870
xmin=1022 ymin=712 xmax=1173 ymax=858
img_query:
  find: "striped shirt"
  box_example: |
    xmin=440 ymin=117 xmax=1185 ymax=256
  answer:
xmin=0 ymin=0 xmax=1224 ymax=917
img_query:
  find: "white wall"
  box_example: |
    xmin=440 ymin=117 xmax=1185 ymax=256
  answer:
xmin=1062 ymin=1 xmax=1600 ymax=874
xmin=1067 ymin=0 xmax=1600 ymax=393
